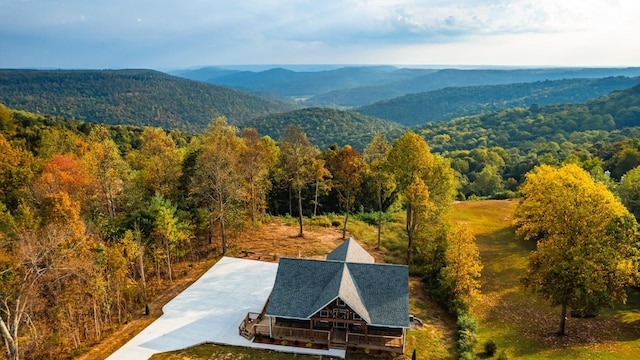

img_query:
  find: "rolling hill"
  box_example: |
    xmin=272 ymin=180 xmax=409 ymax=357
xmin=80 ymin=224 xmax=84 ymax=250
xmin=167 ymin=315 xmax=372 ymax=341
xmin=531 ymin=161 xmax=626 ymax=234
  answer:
xmin=310 ymin=67 xmax=640 ymax=107
xmin=416 ymin=82 xmax=640 ymax=153
xmin=240 ymin=107 xmax=406 ymax=150
xmin=356 ymin=77 xmax=640 ymax=126
xmin=0 ymin=69 xmax=296 ymax=132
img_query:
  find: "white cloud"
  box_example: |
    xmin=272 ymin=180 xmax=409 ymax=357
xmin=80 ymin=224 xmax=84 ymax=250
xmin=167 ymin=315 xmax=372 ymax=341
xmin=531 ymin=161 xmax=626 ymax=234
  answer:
xmin=0 ymin=0 xmax=638 ymax=67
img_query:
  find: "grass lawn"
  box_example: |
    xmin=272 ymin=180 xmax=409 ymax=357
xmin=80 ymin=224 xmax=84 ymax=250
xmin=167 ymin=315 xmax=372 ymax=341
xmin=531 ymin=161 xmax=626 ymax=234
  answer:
xmin=149 ymin=343 xmax=336 ymax=359
xmin=450 ymin=199 xmax=640 ymax=359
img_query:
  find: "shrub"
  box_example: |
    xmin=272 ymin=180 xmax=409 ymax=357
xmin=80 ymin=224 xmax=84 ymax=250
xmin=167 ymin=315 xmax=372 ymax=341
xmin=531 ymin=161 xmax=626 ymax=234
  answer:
xmin=331 ymin=220 xmax=341 ymax=227
xmin=497 ymin=350 xmax=508 ymax=360
xmin=280 ymin=340 xmax=288 ymax=346
xmin=311 ymin=216 xmax=332 ymax=228
xmin=456 ymin=310 xmax=478 ymax=333
xmin=305 ymin=342 xmax=313 ymax=348
xmin=484 ymin=339 xmax=497 ymax=357
xmin=457 ymin=309 xmax=478 ymax=357
xmin=459 ymin=351 xmax=475 ymax=360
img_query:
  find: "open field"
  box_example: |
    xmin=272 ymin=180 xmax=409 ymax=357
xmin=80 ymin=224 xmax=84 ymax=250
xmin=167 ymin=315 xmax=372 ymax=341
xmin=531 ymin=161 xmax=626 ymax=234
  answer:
xmin=450 ymin=200 xmax=640 ymax=359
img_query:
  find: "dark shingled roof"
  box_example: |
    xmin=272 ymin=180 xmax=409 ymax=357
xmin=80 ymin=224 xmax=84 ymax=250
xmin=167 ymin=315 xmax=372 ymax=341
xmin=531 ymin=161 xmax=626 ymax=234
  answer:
xmin=265 ymin=257 xmax=409 ymax=328
xmin=325 ymin=237 xmax=375 ymax=263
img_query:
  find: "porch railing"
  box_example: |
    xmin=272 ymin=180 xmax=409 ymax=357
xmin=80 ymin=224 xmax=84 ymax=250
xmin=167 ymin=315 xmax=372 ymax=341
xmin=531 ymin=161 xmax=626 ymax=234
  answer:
xmin=346 ymin=332 xmax=404 ymax=351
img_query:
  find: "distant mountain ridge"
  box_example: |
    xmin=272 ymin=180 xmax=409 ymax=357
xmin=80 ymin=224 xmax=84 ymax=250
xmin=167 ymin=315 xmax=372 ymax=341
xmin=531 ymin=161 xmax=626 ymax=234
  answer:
xmin=356 ymin=76 xmax=640 ymax=126
xmin=0 ymin=69 xmax=296 ymax=131
xmin=172 ymin=65 xmax=640 ymax=107
xmin=311 ymin=67 xmax=640 ymax=107
xmin=174 ymin=65 xmax=434 ymax=98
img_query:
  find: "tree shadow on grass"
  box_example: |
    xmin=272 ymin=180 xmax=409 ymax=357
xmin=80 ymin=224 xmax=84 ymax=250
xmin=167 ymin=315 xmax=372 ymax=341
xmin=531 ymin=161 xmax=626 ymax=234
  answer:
xmin=478 ymin=228 xmax=640 ymax=358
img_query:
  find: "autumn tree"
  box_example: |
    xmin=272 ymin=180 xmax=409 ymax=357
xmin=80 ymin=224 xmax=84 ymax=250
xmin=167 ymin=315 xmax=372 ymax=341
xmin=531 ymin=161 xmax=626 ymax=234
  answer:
xmin=277 ymin=125 xmax=321 ymax=237
xmin=0 ymin=192 xmax=87 ymax=360
xmin=514 ymin=164 xmax=639 ymax=336
xmin=438 ymin=226 xmax=483 ymax=309
xmin=0 ymin=134 xmax=36 ymax=211
xmin=364 ymin=134 xmax=395 ymax=249
xmin=240 ymin=128 xmax=277 ymax=224
xmin=387 ymin=131 xmax=456 ymax=265
xmin=190 ymin=117 xmax=244 ymax=253
xmin=34 ymin=153 xmax=91 ymax=205
xmin=327 ymin=145 xmax=367 ymax=239
xmin=84 ymin=126 xmax=130 ymax=225
xmin=136 ymin=127 xmax=184 ymax=200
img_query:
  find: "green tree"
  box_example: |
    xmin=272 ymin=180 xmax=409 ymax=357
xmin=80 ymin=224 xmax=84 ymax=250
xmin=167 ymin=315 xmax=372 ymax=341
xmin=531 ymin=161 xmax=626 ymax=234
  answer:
xmin=619 ymin=165 xmax=640 ymax=221
xmin=364 ymin=134 xmax=395 ymax=249
xmin=149 ymin=193 xmax=191 ymax=281
xmin=514 ymin=164 xmax=639 ymax=336
xmin=277 ymin=125 xmax=321 ymax=237
xmin=471 ymin=164 xmax=504 ymax=197
xmin=327 ymin=145 xmax=367 ymax=239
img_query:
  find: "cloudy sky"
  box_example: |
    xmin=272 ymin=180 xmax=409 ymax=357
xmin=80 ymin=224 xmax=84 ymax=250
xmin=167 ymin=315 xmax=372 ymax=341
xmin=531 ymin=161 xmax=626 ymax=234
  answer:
xmin=1 ymin=0 xmax=638 ymax=69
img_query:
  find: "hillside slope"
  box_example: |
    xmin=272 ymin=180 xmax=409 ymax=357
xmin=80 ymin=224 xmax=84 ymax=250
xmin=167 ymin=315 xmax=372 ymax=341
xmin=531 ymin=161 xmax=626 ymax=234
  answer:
xmin=0 ymin=69 xmax=295 ymax=131
xmin=417 ymin=83 xmax=640 ymax=153
xmin=357 ymin=77 xmax=640 ymax=126
xmin=241 ymin=107 xmax=406 ymax=150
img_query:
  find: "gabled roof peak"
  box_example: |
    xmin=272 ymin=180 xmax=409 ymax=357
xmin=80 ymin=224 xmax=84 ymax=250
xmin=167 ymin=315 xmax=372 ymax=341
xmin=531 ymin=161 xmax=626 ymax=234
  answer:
xmin=325 ymin=237 xmax=375 ymax=264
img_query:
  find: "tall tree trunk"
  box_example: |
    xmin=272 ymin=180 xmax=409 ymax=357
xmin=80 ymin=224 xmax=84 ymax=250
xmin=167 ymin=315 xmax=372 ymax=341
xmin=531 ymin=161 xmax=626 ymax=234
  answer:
xmin=297 ymin=186 xmax=304 ymax=237
xmin=406 ymin=203 xmax=413 ymax=266
xmin=288 ymin=184 xmax=293 ymax=216
xmin=134 ymin=223 xmax=147 ymax=295
xmin=377 ymin=181 xmax=382 ymax=249
xmin=0 ymin=318 xmax=18 ymax=360
xmin=557 ymin=304 xmax=567 ymax=336
xmin=342 ymin=208 xmax=350 ymax=240
xmin=165 ymin=240 xmax=173 ymax=281
xmin=250 ymin=180 xmax=256 ymax=223
xmin=220 ymin=216 xmax=227 ymax=254
xmin=314 ymin=180 xmax=319 ymax=217
xmin=218 ymin=191 xmax=227 ymax=254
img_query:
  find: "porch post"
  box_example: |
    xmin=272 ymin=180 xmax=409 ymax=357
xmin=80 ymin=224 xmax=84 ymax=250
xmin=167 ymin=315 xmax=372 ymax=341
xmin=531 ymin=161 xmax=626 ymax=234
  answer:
xmin=269 ymin=316 xmax=273 ymax=338
xmin=402 ymin=328 xmax=406 ymax=353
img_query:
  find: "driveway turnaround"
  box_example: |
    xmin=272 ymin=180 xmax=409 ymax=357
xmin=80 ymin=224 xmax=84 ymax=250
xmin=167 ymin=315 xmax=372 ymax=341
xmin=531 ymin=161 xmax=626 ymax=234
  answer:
xmin=107 ymin=257 xmax=346 ymax=359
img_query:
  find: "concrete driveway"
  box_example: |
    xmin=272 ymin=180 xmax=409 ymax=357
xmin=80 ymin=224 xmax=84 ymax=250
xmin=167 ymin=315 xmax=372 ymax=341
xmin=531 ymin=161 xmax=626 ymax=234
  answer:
xmin=107 ymin=257 xmax=345 ymax=359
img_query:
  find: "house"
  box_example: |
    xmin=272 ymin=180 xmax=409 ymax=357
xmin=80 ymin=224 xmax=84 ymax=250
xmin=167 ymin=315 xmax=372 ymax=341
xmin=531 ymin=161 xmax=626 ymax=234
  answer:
xmin=239 ymin=238 xmax=409 ymax=354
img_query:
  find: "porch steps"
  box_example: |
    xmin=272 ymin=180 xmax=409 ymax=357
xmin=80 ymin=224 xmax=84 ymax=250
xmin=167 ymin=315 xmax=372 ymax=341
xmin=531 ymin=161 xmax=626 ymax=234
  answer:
xmin=331 ymin=343 xmax=347 ymax=350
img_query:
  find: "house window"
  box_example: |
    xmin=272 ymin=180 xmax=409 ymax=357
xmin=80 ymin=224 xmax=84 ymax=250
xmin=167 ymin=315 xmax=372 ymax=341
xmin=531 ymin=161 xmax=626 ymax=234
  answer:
xmin=337 ymin=299 xmax=346 ymax=307
xmin=353 ymin=313 xmax=362 ymax=321
xmin=320 ymin=310 xmax=330 ymax=318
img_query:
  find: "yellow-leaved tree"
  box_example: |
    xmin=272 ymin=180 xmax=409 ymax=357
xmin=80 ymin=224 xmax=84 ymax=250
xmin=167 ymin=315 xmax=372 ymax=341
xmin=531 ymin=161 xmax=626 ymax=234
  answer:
xmin=514 ymin=164 xmax=639 ymax=336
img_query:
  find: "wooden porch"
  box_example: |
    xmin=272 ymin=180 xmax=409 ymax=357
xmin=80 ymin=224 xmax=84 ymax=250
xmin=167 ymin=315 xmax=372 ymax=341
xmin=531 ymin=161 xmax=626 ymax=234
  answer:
xmin=239 ymin=314 xmax=405 ymax=353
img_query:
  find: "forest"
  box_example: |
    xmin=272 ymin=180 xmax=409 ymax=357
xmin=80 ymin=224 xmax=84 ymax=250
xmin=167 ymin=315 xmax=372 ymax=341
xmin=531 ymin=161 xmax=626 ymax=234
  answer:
xmin=356 ymin=76 xmax=640 ymax=126
xmin=1 ymin=69 xmax=640 ymax=359
xmin=0 ymin=70 xmax=295 ymax=132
